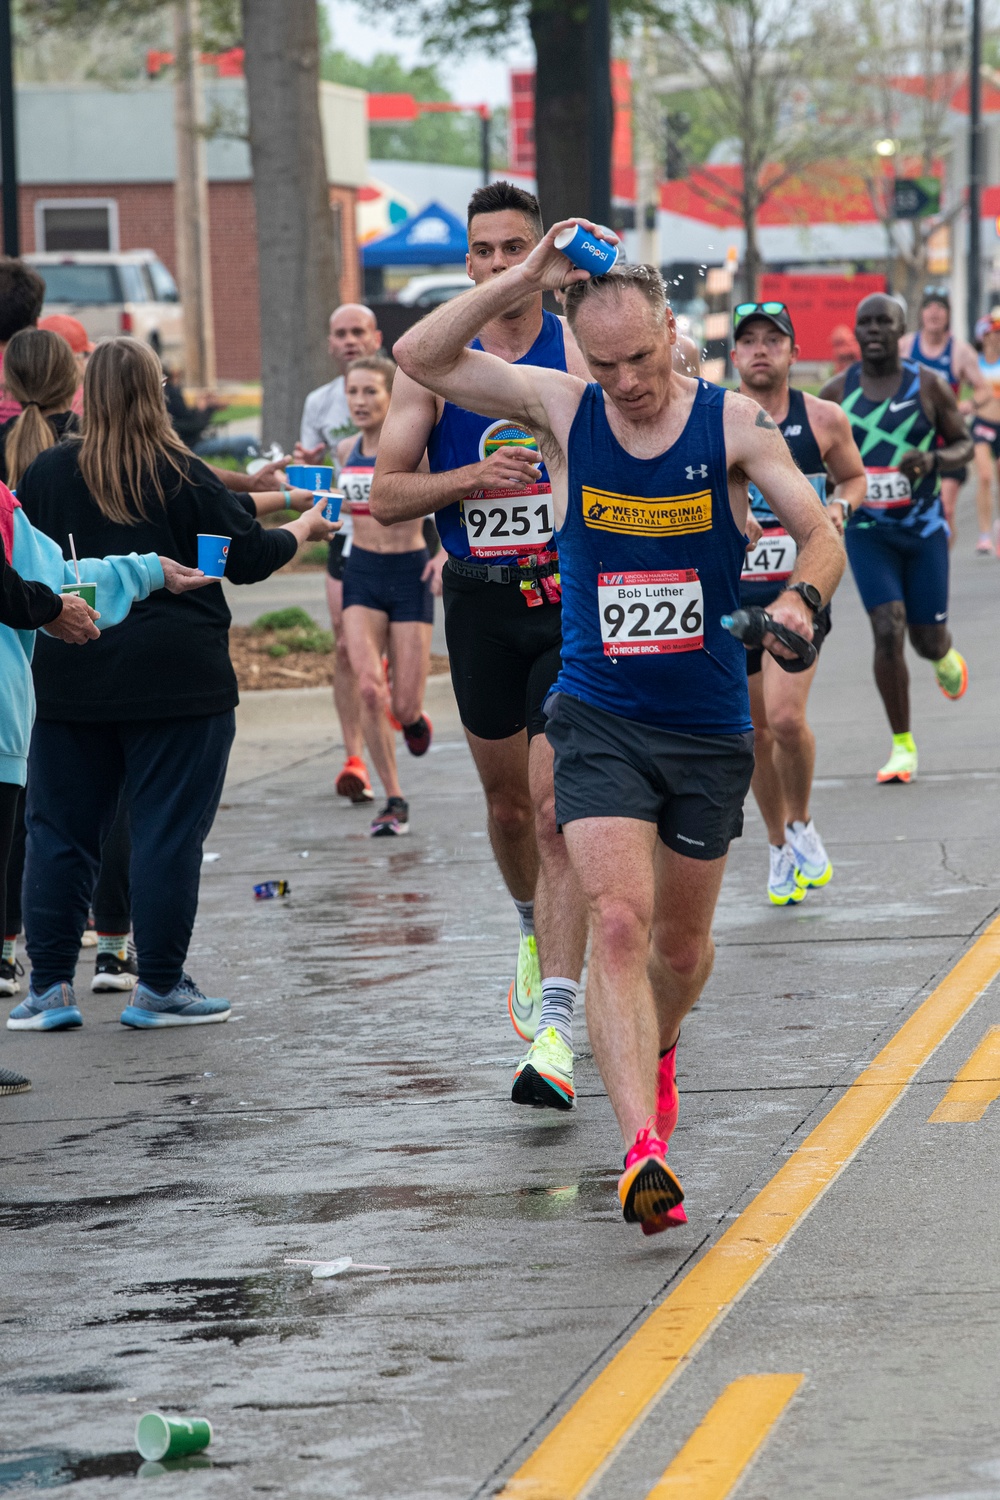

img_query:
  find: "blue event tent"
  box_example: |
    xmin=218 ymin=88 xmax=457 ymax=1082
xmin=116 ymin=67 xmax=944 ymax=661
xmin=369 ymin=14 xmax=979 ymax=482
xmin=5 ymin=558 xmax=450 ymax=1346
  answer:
xmin=362 ymin=200 xmax=468 ymax=266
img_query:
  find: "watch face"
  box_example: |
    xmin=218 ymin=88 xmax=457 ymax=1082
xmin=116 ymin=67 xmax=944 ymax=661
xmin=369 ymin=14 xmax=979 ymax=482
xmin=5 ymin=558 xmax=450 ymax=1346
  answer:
xmin=801 ymin=584 xmax=822 ymax=609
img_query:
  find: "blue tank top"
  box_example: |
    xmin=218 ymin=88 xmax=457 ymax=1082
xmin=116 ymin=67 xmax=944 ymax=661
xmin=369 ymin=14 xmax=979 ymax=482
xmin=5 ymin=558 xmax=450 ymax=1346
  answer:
xmin=912 ymin=331 xmax=958 ymax=392
xmin=426 ymin=310 xmax=566 ymax=563
xmin=842 ymin=359 xmax=945 ymax=537
xmin=554 ymin=381 xmax=751 ymax=735
xmin=339 ymin=435 xmax=375 ymax=516
xmin=742 ymin=387 xmax=826 ymax=604
xmin=747 ymin=388 xmax=827 ymax=523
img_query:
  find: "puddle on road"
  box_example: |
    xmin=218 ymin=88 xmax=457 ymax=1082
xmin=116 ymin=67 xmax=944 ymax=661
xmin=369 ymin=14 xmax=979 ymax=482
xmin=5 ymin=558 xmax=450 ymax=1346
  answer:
xmin=0 ymin=1185 xmax=200 ymax=1232
xmin=236 ymin=1171 xmax=621 ymax=1228
xmin=2 ymin=1369 xmax=121 ymax=1396
xmin=0 ymin=1449 xmax=142 ymax=1489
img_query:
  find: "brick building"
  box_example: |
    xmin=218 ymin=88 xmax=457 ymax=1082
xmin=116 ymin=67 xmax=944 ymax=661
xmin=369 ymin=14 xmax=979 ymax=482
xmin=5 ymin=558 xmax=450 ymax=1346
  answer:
xmin=13 ymin=80 xmax=367 ymax=381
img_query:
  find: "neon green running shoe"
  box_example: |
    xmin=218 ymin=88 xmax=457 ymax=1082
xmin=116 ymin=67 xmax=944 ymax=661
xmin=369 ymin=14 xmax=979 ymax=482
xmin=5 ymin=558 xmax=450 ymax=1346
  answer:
xmin=507 ymin=933 xmax=542 ymax=1041
xmin=933 ymin=648 xmax=968 ymax=701
xmin=511 ymin=1026 xmax=575 ymax=1110
xmin=877 ymin=742 xmax=917 ymax=784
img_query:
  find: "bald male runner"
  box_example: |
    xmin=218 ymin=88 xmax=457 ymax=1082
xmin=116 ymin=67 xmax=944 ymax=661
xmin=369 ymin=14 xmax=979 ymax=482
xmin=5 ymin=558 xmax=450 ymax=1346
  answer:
xmin=372 ymin=183 xmax=699 ymax=1113
xmin=394 ymin=224 xmax=843 ymax=1233
xmin=821 ymin=294 xmax=973 ymax=784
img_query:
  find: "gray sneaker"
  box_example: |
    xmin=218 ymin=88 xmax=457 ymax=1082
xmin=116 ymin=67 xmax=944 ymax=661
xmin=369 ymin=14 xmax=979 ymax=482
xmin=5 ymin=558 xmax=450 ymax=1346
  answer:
xmin=0 ymin=1067 xmax=31 ymax=1095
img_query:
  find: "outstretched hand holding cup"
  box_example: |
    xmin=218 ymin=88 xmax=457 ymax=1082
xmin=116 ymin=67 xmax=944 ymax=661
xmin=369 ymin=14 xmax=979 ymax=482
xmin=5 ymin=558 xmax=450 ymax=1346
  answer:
xmin=519 ymin=218 xmax=621 ymax=295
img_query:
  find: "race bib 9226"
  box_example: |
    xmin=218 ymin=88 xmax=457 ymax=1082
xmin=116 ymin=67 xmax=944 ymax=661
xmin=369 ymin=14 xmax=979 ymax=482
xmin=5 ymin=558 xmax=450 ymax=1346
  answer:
xmin=598 ymin=569 xmax=704 ymax=656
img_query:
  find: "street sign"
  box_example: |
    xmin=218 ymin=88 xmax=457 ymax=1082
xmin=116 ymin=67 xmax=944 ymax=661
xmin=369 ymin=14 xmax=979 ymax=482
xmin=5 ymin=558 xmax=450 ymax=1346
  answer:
xmin=892 ymin=177 xmax=941 ymax=219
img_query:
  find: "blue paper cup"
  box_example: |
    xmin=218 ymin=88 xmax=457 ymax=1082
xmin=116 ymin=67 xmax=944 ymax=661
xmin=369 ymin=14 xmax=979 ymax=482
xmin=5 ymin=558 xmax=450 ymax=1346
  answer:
xmin=286 ymin=464 xmax=334 ymax=493
xmin=318 ymin=492 xmax=343 ymax=522
xmin=197 ymin=534 xmax=230 ymax=579
xmin=554 ymin=223 xmax=619 ymax=274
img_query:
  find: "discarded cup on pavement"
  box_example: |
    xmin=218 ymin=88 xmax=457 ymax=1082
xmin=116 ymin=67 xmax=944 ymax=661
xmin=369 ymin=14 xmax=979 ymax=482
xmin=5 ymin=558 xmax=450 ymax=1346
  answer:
xmin=284 ymin=1256 xmax=391 ymax=1279
xmin=135 ymin=1412 xmax=212 ymax=1462
xmin=554 ymin=223 xmax=619 ymax=274
xmin=253 ymin=880 xmax=289 ymax=900
xmin=196 ymin=534 xmax=230 ymax=579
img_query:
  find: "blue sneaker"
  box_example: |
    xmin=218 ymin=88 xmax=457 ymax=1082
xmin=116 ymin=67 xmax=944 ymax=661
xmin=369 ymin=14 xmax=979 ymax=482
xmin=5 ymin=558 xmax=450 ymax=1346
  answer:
xmin=120 ymin=973 xmax=231 ymax=1028
xmin=7 ymin=981 xmax=83 ymax=1031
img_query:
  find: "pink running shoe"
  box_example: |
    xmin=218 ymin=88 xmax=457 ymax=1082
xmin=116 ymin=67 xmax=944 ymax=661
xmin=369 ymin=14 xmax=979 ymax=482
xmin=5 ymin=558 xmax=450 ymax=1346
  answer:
xmin=656 ymin=1044 xmax=679 ymax=1146
xmin=617 ymin=1117 xmax=685 ymax=1236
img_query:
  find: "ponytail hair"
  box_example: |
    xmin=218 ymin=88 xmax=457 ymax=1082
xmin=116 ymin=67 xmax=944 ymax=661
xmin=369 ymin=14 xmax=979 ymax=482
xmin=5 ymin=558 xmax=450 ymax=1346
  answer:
xmin=3 ymin=328 xmax=78 ymax=487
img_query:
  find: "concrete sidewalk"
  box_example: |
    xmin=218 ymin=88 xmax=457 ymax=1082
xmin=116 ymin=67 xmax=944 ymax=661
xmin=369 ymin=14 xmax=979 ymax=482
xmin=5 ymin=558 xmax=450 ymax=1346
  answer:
xmin=3 ymin=486 xmax=1000 ymax=1498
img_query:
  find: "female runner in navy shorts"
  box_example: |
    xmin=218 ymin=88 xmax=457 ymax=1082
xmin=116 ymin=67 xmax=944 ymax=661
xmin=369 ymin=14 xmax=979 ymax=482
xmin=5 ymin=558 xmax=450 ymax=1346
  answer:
xmin=338 ymin=356 xmax=436 ymax=837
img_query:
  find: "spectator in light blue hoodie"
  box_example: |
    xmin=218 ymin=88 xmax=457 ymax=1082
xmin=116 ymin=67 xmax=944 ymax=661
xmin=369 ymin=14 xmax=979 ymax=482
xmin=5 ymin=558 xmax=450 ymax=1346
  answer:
xmin=0 ymin=480 xmax=211 ymax=1090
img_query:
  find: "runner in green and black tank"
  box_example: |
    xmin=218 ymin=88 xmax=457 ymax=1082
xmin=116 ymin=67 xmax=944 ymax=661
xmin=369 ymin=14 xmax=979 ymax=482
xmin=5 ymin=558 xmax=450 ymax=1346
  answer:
xmin=820 ymin=293 xmax=973 ymax=784
xmin=731 ymin=302 xmax=866 ymax=905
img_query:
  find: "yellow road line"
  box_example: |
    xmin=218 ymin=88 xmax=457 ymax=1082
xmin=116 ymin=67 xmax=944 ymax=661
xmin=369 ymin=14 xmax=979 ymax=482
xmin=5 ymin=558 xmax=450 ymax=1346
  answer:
xmin=645 ymin=1374 xmax=803 ymax=1499
xmin=500 ymin=914 xmax=1000 ymax=1500
xmin=928 ymin=1025 xmax=1000 ymax=1122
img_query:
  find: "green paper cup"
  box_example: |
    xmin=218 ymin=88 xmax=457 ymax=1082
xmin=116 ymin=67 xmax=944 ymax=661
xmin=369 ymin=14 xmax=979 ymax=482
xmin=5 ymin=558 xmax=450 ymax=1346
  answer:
xmin=135 ymin=1411 xmax=213 ymax=1462
xmin=61 ymin=582 xmax=97 ymax=609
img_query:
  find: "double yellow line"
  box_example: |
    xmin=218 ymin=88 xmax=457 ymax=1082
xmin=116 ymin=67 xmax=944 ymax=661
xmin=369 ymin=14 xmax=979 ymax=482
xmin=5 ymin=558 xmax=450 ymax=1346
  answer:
xmin=499 ymin=913 xmax=1000 ymax=1500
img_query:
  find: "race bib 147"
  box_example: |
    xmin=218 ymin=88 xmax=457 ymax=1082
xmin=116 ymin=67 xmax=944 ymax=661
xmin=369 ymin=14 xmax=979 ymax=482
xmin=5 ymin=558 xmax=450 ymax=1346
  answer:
xmin=742 ymin=529 xmax=797 ymax=582
xmin=598 ymin=569 xmax=704 ymax=656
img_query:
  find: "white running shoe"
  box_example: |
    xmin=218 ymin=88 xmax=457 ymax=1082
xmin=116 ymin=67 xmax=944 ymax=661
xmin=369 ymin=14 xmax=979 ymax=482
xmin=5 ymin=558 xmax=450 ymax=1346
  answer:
xmin=786 ymin=819 xmax=833 ymax=889
xmin=768 ymin=843 xmax=805 ymax=906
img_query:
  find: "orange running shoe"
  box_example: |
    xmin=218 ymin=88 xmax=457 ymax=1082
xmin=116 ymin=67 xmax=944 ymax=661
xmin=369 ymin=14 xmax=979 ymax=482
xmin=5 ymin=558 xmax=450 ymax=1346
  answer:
xmin=335 ymin=756 xmax=374 ymax=803
xmin=618 ymin=1118 xmax=685 ymax=1236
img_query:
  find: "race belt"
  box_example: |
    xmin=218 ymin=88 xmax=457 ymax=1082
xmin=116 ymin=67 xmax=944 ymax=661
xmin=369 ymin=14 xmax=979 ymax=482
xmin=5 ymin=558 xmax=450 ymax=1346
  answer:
xmin=446 ymin=554 xmax=559 ymax=586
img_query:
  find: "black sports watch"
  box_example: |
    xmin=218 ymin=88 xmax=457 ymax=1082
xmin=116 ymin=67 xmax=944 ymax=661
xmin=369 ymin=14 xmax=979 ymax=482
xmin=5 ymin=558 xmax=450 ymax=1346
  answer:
xmin=786 ymin=581 xmax=822 ymax=613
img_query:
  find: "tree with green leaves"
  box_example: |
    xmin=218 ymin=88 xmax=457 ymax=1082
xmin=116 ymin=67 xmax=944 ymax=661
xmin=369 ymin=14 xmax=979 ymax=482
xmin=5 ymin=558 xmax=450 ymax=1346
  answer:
xmin=20 ymin=0 xmax=337 ymax=446
xmin=660 ymin=0 xmax=867 ymax=298
xmin=373 ymin=0 xmax=667 ymax=227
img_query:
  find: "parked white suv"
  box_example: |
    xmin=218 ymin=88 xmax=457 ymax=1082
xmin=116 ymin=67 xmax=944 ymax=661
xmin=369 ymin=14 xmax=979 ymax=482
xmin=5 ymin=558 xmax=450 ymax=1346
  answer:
xmin=26 ymin=250 xmax=183 ymax=360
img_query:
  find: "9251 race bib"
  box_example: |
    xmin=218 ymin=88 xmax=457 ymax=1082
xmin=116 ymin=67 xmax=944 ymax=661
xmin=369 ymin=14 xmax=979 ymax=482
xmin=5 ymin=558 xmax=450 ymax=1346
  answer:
xmin=742 ymin=528 xmax=797 ymax=582
xmin=462 ymin=419 xmax=554 ymax=557
xmin=339 ymin=466 xmax=373 ymax=516
xmin=598 ymin=569 xmax=704 ymax=656
xmin=864 ymin=466 xmax=912 ymax=509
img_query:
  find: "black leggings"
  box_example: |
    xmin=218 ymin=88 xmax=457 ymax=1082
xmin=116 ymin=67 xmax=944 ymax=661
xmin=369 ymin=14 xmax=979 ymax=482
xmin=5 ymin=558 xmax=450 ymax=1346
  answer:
xmin=0 ymin=782 xmax=23 ymax=940
xmin=3 ymin=785 xmax=131 ymax=937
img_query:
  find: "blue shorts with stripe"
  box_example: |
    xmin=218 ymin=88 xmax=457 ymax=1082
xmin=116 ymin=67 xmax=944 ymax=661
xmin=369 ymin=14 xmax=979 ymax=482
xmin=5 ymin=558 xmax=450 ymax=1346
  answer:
xmin=844 ymin=519 xmax=949 ymax=625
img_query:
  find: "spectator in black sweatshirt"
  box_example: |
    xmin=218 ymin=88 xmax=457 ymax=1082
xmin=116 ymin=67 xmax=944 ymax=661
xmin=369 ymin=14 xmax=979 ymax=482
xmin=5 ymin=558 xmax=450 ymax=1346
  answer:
xmin=15 ymin=335 xmax=336 ymax=1032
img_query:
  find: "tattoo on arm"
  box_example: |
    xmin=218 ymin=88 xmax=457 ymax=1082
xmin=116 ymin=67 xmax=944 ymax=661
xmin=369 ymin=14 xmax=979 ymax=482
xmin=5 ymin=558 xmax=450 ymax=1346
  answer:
xmin=755 ymin=409 xmax=778 ymax=430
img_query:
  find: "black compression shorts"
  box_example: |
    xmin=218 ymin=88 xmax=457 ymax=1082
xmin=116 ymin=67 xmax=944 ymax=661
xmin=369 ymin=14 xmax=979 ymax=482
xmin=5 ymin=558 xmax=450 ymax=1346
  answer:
xmin=442 ymin=561 xmax=563 ymax=740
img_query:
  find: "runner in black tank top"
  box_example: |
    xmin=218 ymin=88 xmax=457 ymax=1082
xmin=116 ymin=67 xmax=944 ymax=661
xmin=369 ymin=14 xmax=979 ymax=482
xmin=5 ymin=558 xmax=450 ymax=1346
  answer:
xmin=731 ymin=305 xmax=866 ymax=906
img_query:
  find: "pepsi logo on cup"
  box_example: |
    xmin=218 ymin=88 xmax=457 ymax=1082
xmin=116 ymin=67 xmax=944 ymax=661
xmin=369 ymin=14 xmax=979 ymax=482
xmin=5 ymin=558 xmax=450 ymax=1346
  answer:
xmin=554 ymin=224 xmax=620 ymax=274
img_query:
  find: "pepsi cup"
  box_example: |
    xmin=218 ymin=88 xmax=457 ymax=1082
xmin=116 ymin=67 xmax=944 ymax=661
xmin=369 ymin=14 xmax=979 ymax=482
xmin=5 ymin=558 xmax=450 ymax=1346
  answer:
xmin=286 ymin=464 xmax=334 ymax=494
xmin=554 ymin=224 xmax=619 ymax=274
xmin=318 ymin=492 xmax=343 ymax=523
xmin=197 ymin=534 xmax=230 ymax=578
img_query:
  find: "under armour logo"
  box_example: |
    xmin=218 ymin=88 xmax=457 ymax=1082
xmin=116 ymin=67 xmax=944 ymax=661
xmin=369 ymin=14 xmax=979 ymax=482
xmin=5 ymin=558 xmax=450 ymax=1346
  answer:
xmin=686 ymin=464 xmax=708 ymax=481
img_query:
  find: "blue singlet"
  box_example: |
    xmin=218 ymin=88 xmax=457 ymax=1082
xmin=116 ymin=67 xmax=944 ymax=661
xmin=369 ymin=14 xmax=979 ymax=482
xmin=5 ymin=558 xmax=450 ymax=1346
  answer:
xmin=426 ymin=310 xmax=566 ymax=564
xmin=553 ymin=380 xmax=751 ymax=735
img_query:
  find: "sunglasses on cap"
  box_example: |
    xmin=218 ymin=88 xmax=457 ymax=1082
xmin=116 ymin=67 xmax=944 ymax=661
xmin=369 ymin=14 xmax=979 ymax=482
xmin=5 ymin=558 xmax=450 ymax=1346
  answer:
xmin=733 ymin=301 xmax=788 ymax=323
xmin=922 ymin=285 xmax=950 ymax=302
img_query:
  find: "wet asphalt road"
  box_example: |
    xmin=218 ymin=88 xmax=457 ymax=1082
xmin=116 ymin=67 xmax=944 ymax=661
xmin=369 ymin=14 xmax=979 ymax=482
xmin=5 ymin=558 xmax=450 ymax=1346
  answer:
xmin=3 ymin=487 xmax=1000 ymax=1499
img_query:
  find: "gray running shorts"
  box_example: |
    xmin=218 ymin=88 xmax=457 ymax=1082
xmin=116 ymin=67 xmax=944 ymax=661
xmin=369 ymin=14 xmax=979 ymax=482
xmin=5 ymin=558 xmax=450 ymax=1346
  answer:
xmin=544 ymin=691 xmax=755 ymax=861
